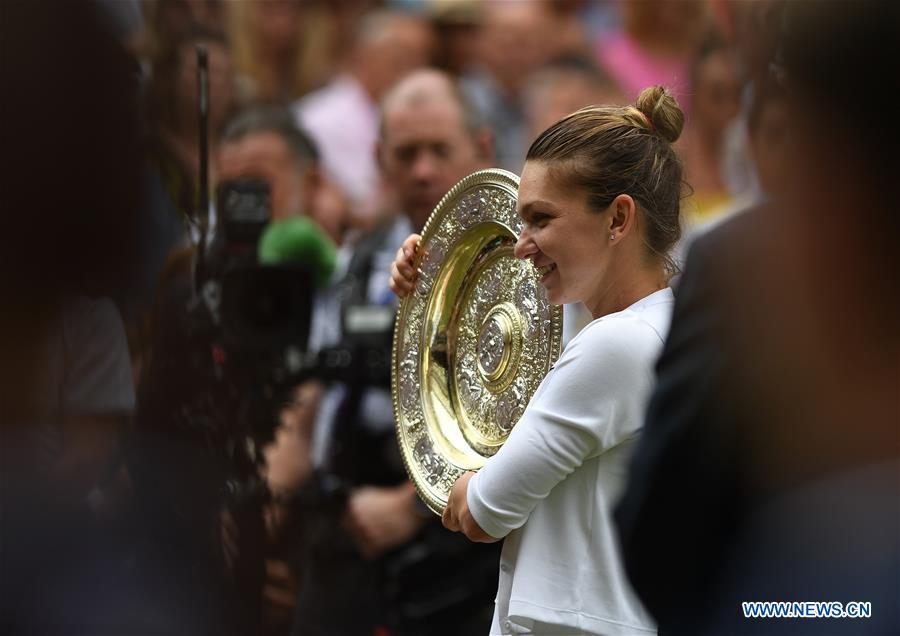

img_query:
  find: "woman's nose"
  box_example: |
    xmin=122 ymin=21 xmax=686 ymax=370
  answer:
xmin=514 ymin=229 xmax=536 ymax=260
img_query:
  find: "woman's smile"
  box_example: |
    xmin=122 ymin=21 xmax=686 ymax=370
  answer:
xmin=516 ymin=161 xmax=613 ymax=308
xmin=536 ymin=262 xmax=557 ymax=282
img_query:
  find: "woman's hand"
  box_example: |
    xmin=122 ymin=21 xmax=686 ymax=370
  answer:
xmin=441 ymin=471 xmax=499 ymax=543
xmin=388 ymin=233 xmax=421 ymax=299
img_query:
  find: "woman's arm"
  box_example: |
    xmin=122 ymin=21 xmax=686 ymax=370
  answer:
xmin=441 ymin=471 xmax=500 ymax=542
xmin=460 ymin=322 xmax=654 ymax=540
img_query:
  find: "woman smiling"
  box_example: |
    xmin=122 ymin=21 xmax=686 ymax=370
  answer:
xmin=391 ymin=86 xmax=684 ymax=636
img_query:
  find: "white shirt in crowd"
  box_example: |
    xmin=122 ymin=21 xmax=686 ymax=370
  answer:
xmin=468 ymin=287 xmax=674 ymax=635
xmin=293 ymin=75 xmax=381 ymax=220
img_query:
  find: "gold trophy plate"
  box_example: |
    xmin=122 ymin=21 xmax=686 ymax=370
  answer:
xmin=392 ymin=169 xmax=563 ymax=514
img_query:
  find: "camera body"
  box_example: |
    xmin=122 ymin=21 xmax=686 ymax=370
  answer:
xmin=195 ymin=178 xmax=316 ymax=457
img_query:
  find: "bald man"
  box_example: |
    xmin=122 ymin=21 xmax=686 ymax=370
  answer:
xmin=378 ymin=68 xmax=493 ymax=231
xmin=294 ymin=69 xmax=498 ymax=636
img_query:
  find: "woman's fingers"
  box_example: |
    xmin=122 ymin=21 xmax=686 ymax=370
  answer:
xmin=389 ymin=263 xmax=414 ymax=297
xmin=394 ymin=258 xmax=416 ymax=278
xmin=402 ymin=233 xmax=422 ymax=259
xmin=389 ymin=234 xmax=422 ymax=299
xmin=442 ymin=501 xmax=459 ymax=532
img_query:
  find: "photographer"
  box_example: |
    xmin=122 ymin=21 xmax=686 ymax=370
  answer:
xmin=291 ymin=69 xmax=500 ymax=636
xmin=130 ymin=105 xmax=340 ymax=635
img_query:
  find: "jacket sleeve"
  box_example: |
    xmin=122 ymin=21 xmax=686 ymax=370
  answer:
xmin=468 ymin=319 xmax=658 ymax=539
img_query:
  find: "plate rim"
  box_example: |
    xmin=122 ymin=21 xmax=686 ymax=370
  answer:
xmin=391 ymin=168 xmax=563 ymax=515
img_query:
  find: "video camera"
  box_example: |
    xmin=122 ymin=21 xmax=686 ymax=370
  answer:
xmin=204 ymin=177 xmax=395 ymax=451
xmin=186 ymin=178 xmax=318 ymax=466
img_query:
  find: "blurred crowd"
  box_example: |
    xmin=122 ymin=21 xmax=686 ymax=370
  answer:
xmin=121 ymin=0 xmax=766 ymax=261
xmin=111 ymin=0 xmax=785 ymax=371
xmin=1 ymin=1 xmax=896 ymax=635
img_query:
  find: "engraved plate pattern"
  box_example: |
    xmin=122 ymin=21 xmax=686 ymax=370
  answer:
xmin=392 ymin=169 xmax=562 ymax=514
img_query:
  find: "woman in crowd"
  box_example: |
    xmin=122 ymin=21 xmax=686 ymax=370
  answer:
xmin=390 ymin=86 xmax=686 ymax=635
xmin=680 ymin=40 xmax=742 ymax=223
xmin=596 ymin=0 xmax=708 ymax=114
xmin=227 ymin=0 xmax=336 ymax=103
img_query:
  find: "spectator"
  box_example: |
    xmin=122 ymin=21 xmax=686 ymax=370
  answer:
xmin=717 ymin=0 xmax=785 ymax=198
xmin=214 ymin=105 xmax=349 ymax=364
xmin=538 ymin=0 xmax=596 ymax=61
xmin=595 ymin=0 xmax=709 ymax=118
xmin=679 ymin=75 xmax=789 ymax=257
xmin=227 ymin=0 xmax=337 ymax=103
xmin=461 ymin=0 xmax=552 ymax=173
xmin=426 ymin=0 xmax=483 ymax=78
xmin=292 ymin=69 xmax=499 ymax=636
xmin=217 ymin=105 xmax=347 ymax=242
xmin=215 ymin=106 xmax=354 ymax=633
xmin=522 ymin=56 xmax=627 ymax=145
xmin=131 ymin=105 xmax=346 ymax=636
xmin=141 ymin=0 xmax=226 ymax=59
xmin=680 ymin=40 xmax=742 ymax=223
xmin=293 ymin=9 xmax=434 ymax=226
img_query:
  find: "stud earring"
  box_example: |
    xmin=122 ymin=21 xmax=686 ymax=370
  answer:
xmin=609 ymin=234 xmax=615 ymax=241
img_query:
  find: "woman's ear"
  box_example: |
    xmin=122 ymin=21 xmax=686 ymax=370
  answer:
xmin=608 ymin=194 xmax=637 ymax=241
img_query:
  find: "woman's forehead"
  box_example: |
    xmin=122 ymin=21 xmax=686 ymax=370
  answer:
xmin=519 ymin=162 xmax=575 ymax=202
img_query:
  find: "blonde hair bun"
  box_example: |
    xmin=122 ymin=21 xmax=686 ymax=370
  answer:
xmin=635 ymin=86 xmax=684 ymax=144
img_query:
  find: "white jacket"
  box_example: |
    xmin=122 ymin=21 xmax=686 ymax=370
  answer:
xmin=468 ymin=288 xmax=674 ymax=635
